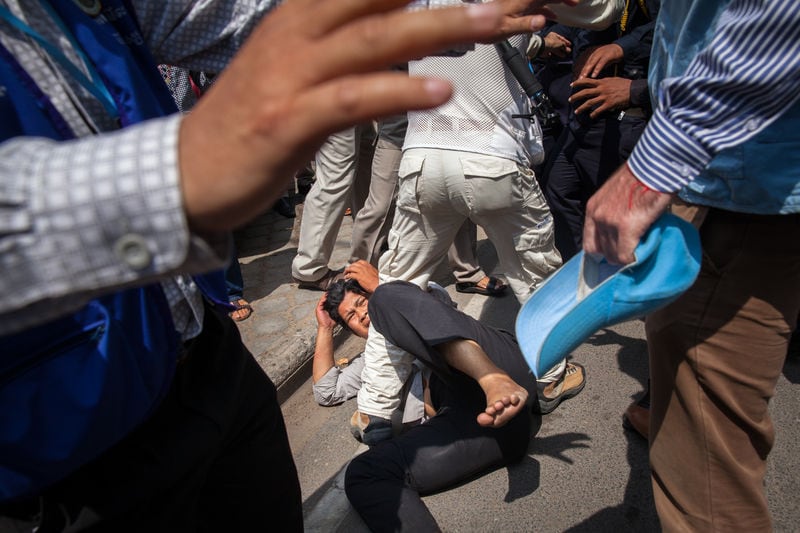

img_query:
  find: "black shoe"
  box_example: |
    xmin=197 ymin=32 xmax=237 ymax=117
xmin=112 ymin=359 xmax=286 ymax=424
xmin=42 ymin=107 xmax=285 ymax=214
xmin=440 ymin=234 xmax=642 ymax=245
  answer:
xmin=292 ymin=269 xmax=344 ymax=291
xmin=272 ymin=197 xmax=295 ymax=218
xmin=788 ymin=325 xmax=800 ymax=359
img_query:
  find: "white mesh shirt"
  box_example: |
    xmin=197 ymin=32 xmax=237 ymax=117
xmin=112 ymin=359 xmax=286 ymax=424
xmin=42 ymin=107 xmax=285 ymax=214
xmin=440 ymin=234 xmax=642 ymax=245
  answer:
xmin=404 ymin=33 xmax=544 ymax=167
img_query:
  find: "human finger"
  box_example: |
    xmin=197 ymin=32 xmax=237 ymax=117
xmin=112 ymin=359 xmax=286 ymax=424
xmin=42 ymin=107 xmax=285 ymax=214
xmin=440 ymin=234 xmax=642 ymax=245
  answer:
xmin=568 ymin=87 xmax=594 ymax=104
xmin=573 ymin=95 xmax=603 ymax=116
xmin=578 ymin=53 xmax=601 ymax=79
xmin=491 ymin=13 xmax=549 ymax=39
xmin=310 ymin=3 xmax=506 ymax=84
xmin=582 ymin=214 xmax=599 ymax=256
xmin=556 ymin=33 xmax=572 ymax=45
xmin=344 ymin=262 xmax=365 ymax=278
xmin=570 ymin=78 xmax=598 ymax=90
xmin=584 ymin=45 xmax=623 ymax=78
xmin=492 ymin=0 xmax=567 ymax=19
xmin=289 ymin=0 xmax=412 ymax=40
xmin=588 ymin=100 xmax=614 ymax=119
xmin=265 ymin=72 xmax=453 ymax=159
xmin=185 ymin=71 xmax=454 ymax=229
xmin=583 ymin=208 xmax=631 ymax=264
xmin=584 ymin=56 xmax=606 ymax=78
xmin=584 ymin=165 xmax=671 ymax=264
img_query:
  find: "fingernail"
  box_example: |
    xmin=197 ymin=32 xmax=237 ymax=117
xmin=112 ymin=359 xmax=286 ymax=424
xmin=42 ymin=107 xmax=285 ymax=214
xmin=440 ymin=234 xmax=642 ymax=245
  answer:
xmin=423 ymin=79 xmax=452 ymax=100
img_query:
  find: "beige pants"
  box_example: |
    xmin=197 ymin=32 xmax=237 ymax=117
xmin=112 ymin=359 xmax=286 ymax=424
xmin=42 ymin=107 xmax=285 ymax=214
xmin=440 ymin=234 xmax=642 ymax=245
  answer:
xmin=358 ymin=148 xmax=563 ymax=419
xmin=291 ymin=125 xmax=374 ymax=281
xmin=379 ymin=148 xmax=561 ymax=302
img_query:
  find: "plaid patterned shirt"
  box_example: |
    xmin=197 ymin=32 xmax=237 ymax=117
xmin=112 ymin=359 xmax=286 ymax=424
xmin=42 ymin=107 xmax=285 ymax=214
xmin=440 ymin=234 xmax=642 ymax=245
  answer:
xmin=0 ymin=0 xmax=278 ymax=337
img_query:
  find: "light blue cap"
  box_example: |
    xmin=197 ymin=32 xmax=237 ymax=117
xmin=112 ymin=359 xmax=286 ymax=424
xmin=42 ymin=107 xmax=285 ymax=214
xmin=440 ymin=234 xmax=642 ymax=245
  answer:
xmin=515 ymin=213 xmax=702 ymax=378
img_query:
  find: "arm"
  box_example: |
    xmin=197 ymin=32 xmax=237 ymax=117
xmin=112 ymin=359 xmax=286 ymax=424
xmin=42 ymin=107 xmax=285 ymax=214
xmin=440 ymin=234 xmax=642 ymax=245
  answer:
xmin=528 ymin=30 xmax=573 ymax=59
xmin=0 ymin=119 xmax=230 ymax=335
xmin=313 ymin=356 xmax=366 ymax=406
xmin=312 ymin=293 xmax=366 ymax=405
xmin=313 ymin=294 xmax=339 ymax=383
xmin=630 ymin=0 xmax=800 ymax=193
xmin=584 ymin=0 xmax=800 ymax=264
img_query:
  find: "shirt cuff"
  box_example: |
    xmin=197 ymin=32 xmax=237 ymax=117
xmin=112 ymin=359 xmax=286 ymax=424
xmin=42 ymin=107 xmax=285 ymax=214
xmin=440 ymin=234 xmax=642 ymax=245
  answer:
xmin=526 ymin=34 xmax=544 ymax=58
xmin=5 ymin=115 xmax=229 ymax=318
xmin=629 ymin=79 xmax=650 ymax=110
xmin=627 ymin=110 xmax=712 ymax=193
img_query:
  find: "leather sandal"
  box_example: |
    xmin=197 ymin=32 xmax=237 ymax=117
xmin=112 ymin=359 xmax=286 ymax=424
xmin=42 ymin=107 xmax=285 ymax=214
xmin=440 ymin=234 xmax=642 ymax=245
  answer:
xmin=455 ymin=276 xmax=507 ymax=296
xmin=228 ymin=299 xmax=253 ymax=322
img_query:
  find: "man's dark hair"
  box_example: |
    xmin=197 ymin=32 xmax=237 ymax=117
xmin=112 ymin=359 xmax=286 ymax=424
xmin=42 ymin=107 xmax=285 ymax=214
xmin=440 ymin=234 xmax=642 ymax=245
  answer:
xmin=323 ymin=279 xmax=369 ymax=330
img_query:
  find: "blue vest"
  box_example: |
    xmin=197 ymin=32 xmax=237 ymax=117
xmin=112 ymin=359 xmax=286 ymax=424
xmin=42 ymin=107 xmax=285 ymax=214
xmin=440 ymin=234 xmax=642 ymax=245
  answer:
xmin=0 ymin=1 xmax=227 ymax=501
xmin=649 ymin=0 xmax=800 ymax=214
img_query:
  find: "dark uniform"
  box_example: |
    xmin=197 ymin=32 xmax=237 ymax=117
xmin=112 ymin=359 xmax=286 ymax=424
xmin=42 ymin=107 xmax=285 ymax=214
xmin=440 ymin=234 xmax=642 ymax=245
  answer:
xmin=542 ymin=0 xmax=660 ymax=260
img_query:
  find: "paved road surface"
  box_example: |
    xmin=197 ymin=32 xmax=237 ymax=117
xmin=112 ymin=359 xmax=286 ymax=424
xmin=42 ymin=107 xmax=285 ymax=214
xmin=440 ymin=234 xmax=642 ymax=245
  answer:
xmin=266 ymin=219 xmax=800 ymax=532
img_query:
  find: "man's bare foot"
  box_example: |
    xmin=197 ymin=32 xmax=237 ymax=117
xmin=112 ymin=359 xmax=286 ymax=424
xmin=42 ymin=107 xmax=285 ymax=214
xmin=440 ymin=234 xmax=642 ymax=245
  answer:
xmin=476 ymin=373 xmax=529 ymax=428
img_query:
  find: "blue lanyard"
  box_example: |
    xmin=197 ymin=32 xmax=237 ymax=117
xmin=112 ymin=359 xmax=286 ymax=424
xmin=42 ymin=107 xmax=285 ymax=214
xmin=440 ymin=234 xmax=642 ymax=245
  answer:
xmin=0 ymin=2 xmax=119 ymax=120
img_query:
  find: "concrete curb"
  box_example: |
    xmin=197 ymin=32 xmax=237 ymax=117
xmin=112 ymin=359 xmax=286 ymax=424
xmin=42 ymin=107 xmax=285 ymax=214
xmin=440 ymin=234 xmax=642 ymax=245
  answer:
xmin=232 ymin=200 xmax=356 ymax=396
xmin=303 ymin=444 xmax=369 ymax=532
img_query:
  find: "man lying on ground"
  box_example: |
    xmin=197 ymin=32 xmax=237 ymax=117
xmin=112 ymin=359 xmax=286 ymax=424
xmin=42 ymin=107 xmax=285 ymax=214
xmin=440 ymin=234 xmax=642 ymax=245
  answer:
xmin=312 ymin=261 xmax=585 ymax=531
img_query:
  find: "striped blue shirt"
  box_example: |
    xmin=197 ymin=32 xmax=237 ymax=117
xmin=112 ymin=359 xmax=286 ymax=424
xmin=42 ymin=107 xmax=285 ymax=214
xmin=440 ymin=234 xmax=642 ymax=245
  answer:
xmin=628 ymin=0 xmax=800 ymax=192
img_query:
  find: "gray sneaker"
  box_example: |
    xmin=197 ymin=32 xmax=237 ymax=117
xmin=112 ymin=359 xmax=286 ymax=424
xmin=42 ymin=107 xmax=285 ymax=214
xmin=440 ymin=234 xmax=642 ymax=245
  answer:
xmin=535 ymin=362 xmax=586 ymax=414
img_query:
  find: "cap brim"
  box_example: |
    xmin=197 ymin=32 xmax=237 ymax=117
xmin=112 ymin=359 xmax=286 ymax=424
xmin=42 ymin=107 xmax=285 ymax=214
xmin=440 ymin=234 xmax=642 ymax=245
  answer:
xmin=515 ymin=213 xmax=702 ymax=377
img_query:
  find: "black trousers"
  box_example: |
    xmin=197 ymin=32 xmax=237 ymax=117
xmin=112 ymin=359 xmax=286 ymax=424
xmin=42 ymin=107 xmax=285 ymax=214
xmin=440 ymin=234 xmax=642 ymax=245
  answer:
xmin=544 ymin=115 xmax=646 ymax=260
xmin=34 ymin=304 xmax=302 ymax=532
xmin=345 ymin=281 xmax=537 ymax=532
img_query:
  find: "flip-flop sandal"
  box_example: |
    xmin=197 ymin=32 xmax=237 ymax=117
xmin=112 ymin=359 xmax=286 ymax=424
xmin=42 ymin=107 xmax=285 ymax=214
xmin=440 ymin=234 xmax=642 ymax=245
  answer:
xmin=228 ymin=299 xmax=254 ymax=322
xmin=455 ymin=276 xmax=507 ymax=296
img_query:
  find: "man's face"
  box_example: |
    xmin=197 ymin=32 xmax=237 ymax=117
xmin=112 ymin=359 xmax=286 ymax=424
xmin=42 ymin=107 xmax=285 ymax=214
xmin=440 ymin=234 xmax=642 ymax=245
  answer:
xmin=337 ymin=290 xmax=370 ymax=338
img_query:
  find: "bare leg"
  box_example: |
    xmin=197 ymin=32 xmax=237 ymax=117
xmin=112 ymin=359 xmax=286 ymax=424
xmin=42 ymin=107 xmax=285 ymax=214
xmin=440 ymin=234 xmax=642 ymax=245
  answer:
xmin=437 ymin=339 xmax=528 ymax=428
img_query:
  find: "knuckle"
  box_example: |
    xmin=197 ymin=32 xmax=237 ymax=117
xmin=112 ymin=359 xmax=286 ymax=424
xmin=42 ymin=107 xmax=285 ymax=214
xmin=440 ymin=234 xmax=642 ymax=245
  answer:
xmin=253 ymin=99 xmax=293 ymax=135
xmin=334 ymin=77 xmax=364 ymax=114
xmin=353 ymin=18 xmax=384 ymax=50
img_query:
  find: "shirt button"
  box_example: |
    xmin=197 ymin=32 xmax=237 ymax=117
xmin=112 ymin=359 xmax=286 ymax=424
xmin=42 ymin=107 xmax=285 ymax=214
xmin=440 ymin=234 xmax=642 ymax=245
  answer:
xmin=114 ymin=234 xmax=152 ymax=270
xmin=680 ymin=164 xmax=692 ymax=177
xmin=746 ymin=118 xmax=760 ymax=131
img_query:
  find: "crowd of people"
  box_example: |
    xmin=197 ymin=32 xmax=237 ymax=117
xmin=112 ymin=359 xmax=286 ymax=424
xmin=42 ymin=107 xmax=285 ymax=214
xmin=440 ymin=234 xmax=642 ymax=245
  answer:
xmin=1 ymin=0 xmax=798 ymax=532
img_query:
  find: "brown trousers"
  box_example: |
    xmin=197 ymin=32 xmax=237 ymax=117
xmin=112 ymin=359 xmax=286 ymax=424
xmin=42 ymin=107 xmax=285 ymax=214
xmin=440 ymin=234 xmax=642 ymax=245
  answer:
xmin=647 ymin=206 xmax=800 ymax=531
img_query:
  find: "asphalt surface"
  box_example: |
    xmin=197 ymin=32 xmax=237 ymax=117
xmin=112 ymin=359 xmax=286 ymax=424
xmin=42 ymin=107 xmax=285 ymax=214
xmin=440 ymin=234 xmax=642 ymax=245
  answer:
xmin=234 ymin=193 xmax=800 ymax=532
